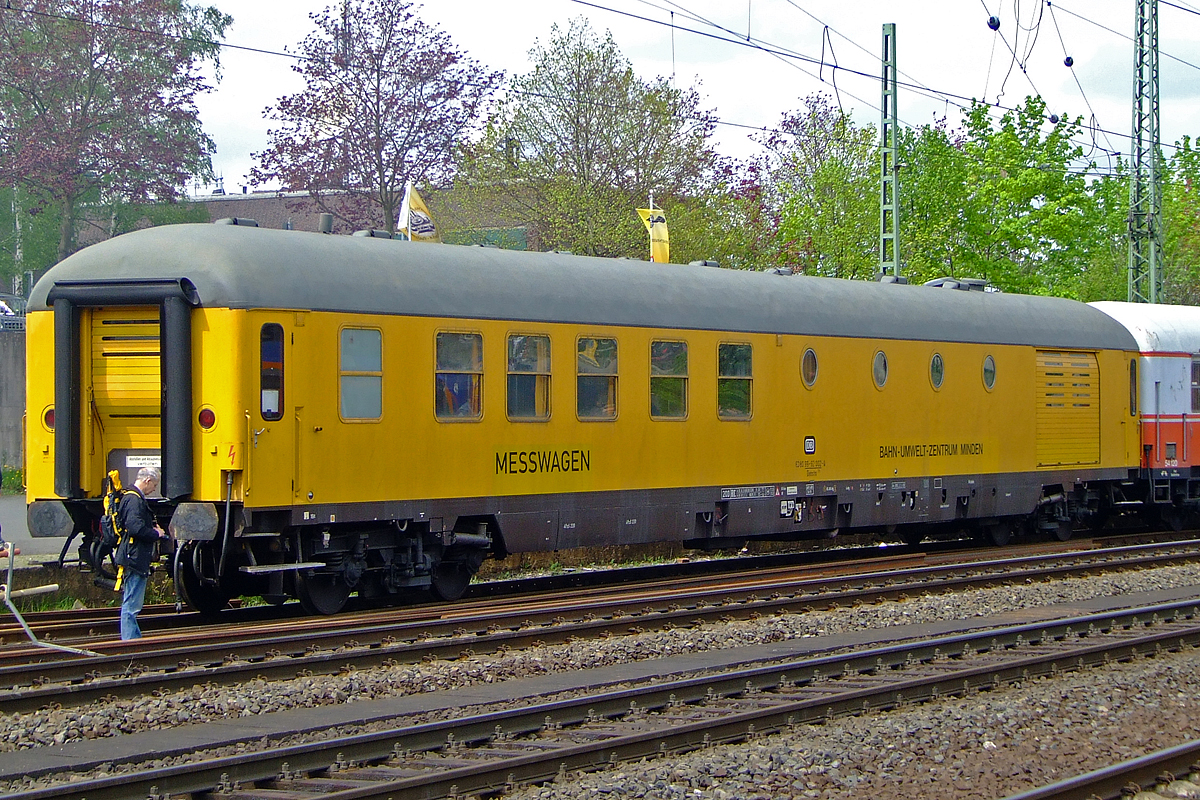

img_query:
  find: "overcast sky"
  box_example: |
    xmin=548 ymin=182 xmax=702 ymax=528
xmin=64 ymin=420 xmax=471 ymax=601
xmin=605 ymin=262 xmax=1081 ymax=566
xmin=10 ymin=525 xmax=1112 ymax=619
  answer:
xmin=193 ymin=0 xmax=1200 ymax=194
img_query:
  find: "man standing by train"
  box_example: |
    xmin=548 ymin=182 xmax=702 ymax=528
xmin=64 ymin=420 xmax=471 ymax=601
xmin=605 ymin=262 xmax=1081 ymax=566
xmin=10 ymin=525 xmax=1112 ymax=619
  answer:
xmin=118 ymin=466 xmax=170 ymax=640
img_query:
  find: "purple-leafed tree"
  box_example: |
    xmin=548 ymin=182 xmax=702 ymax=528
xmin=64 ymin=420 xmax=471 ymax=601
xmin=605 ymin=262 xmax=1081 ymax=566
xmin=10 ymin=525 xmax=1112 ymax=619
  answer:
xmin=0 ymin=0 xmax=230 ymax=263
xmin=251 ymin=0 xmax=501 ymax=236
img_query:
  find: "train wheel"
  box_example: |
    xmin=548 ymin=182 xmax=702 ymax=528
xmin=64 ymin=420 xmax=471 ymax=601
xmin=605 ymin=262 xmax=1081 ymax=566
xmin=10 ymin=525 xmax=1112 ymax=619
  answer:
xmin=1053 ymin=520 xmax=1074 ymax=541
xmin=177 ymin=541 xmax=231 ymax=615
xmin=296 ymin=570 xmax=351 ymax=615
xmin=1161 ymin=506 xmax=1186 ymax=532
xmin=984 ymin=522 xmax=1012 ymax=547
xmin=430 ymin=561 xmax=472 ymax=602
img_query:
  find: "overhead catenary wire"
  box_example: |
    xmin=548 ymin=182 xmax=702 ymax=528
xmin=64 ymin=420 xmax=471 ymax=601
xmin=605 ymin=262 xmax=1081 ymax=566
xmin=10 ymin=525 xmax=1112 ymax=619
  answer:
xmin=773 ymin=0 xmax=1116 ymax=176
xmin=0 ymin=0 xmax=1156 ymax=165
xmin=978 ymin=0 xmax=1044 ymax=105
xmin=619 ymin=0 xmax=1136 ymax=171
xmin=620 ymin=0 xmax=902 ymax=129
xmin=622 ymin=0 xmax=1146 ymax=167
xmin=1045 ymin=0 xmax=1119 ymax=157
xmin=1161 ymin=0 xmax=1200 ymax=17
xmin=1052 ymin=0 xmax=1200 ymax=73
xmin=0 ymin=0 xmax=1166 ymax=181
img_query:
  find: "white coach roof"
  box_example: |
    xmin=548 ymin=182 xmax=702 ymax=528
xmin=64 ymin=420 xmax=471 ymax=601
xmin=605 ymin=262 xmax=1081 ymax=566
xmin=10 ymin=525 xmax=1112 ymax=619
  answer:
xmin=1090 ymin=301 xmax=1200 ymax=354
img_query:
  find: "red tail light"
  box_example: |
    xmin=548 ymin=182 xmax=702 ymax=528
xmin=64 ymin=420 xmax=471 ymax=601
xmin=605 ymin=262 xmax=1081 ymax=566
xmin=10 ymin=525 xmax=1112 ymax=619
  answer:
xmin=198 ymin=408 xmax=216 ymax=430
xmin=43 ymin=408 xmax=54 ymax=430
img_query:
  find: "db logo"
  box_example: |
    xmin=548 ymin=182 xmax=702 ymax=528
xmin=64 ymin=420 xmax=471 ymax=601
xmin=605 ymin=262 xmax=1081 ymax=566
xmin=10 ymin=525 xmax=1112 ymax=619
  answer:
xmin=804 ymin=436 xmax=816 ymax=455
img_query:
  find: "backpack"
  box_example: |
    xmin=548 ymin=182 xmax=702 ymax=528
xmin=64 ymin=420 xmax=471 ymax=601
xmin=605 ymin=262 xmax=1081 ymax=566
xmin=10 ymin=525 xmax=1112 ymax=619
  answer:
xmin=101 ymin=470 xmax=127 ymax=566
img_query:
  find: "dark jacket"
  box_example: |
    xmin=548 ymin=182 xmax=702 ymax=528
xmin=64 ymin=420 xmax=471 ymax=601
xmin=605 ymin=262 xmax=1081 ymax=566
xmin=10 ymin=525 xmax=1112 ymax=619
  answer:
xmin=117 ymin=487 xmax=160 ymax=576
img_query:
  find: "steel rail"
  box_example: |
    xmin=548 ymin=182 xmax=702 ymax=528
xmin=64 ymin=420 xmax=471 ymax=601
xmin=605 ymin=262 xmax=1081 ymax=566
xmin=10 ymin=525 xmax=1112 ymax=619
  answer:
xmin=2 ymin=537 xmax=1191 ymax=652
xmin=1 ymin=536 xmax=975 ymax=639
xmin=999 ymin=739 xmax=1200 ymax=800
xmin=0 ymin=550 xmax=926 ymax=645
xmin=0 ymin=535 xmax=1182 ymax=645
xmin=0 ymin=532 xmax=1179 ymax=643
xmin=7 ymin=598 xmax=1200 ymax=800
xmin=2 ymin=541 xmax=1200 ymax=714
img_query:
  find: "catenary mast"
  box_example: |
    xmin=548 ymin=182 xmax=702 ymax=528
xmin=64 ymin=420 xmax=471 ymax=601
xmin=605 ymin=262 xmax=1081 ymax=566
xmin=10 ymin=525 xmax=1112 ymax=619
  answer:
xmin=879 ymin=23 xmax=901 ymax=279
xmin=1128 ymin=0 xmax=1161 ymax=303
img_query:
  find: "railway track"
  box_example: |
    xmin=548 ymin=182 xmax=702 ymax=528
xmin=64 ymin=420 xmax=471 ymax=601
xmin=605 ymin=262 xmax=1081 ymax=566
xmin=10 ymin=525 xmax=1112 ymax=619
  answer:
xmin=0 ymin=530 xmax=1180 ymax=643
xmin=0 ymin=537 xmax=953 ymax=641
xmin=7 ymin=597 xmax=1200 ymax=800
xmin=1000 ymin=740 xmax=1200 ymax=800
xmin=1 ymin=538 xmax=1199 ymax=714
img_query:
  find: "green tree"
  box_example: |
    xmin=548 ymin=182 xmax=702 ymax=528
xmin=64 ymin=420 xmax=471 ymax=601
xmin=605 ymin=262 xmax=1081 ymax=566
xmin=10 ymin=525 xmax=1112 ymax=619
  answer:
xmin=895 ymin=118 xmax=972 ymax=284
xmin=955 ymin=97 xmax=1101 ymax=295
xmin=1162 ymin=136 xmax=1200 ymax=304
xmin=657 ymin=160 xmax=785 ymax=270
xmin=762 ymin=95 xmax=878 ymax=279
xmin=0 ymin=188 xmax=210 ymax=291
xmin=0 ymin=0 xmax=230 ymax=264
xmin=0 ymin=187 xmax=61 ymax=290
xmin=457 ymin=18 xmax=718 ymax=258
xmin=251 ymin=0 xmax=500 ymax=235
xmin=1071 ymin=165 xmax=1128 ymax=302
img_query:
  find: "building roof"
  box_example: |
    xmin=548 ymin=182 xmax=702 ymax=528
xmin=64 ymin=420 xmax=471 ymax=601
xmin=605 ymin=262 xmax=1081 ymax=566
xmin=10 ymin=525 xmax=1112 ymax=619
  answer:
xmin=32 ymin=224 xmax=1137 ymax=350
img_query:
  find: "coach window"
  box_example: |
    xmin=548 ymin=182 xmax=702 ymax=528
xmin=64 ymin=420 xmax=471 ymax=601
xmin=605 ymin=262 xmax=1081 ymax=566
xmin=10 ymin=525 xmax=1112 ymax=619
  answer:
xmin=801 ymin=348 xmax=818 ymax=389
xmin=983 ymin=354 xmax=997 ymax=391
xmin=260 ymin=323 xmax=284 ymax=421
xmin=578 ymin=337 xmax=618 ymax=420
xmin=1128 ymin=357 xmax=1137 ymax=417
xmin=508 ymin=334 xmax=550 ymax=420
xmin=436 ymin=332 xmax=483 ymax=420
xmin=651 ymin=340 xmax=688 ymax=419
xmin=929 ymin=353 xmax=945 ymax=390
xmin=718 ymin=343 xmax=752 ymax=419
xmin=339 ymin=328 xmax=382 ymax=420
xmin=872 ymin=350 xmax=888 ymax=389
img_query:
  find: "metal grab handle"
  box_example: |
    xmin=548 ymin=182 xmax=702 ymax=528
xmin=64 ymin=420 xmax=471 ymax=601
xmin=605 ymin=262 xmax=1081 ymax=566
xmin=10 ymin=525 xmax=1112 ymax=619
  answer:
xmin=4 ymin=584 xmax=58 ymax=599
xmin=0 ymin=525 xmax=98 ymax=656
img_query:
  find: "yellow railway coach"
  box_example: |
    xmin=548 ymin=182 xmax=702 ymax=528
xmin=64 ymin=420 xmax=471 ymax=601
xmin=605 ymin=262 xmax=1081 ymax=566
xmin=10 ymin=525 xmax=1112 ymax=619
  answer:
xmin=25 ymin=223 xmax=1140 ymax=613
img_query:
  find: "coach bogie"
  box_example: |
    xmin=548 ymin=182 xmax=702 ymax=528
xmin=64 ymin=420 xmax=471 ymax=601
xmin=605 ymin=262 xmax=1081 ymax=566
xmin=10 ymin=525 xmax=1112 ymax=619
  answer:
xmin=176 ymin=540 xmax=231 ymax=615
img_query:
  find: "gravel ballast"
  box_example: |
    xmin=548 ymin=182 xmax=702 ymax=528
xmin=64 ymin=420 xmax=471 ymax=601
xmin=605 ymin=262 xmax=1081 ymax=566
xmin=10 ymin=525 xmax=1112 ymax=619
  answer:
xmin=505 ymin=647 xmax=1200 ymax=800
xmin=3 ymin=563 xmax=1200 ymax=798
xmin=5 ymin=563 xmax=1200 ymax=751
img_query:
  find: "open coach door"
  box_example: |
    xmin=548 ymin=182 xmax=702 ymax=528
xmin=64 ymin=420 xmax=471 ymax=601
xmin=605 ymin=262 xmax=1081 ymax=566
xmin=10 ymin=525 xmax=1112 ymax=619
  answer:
xmin=43 ymin=279 xmax=197 ymax=578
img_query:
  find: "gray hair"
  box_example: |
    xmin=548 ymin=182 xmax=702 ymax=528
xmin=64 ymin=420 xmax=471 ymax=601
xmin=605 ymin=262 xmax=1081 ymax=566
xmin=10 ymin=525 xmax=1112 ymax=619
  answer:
xmin=137 ymin=466 xmax=161 ymax=483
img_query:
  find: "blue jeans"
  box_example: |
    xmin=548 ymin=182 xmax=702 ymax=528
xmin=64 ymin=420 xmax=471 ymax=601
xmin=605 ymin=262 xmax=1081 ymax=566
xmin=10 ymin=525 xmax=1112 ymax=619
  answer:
xmin=120 ymin=569 xmax=148 ymax=640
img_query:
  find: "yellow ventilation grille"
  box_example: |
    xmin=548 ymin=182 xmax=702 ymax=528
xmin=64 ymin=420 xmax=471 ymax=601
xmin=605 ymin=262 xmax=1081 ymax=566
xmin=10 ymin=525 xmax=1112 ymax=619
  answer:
xmin=1036 ymin=350 xmax=1100 ymax=467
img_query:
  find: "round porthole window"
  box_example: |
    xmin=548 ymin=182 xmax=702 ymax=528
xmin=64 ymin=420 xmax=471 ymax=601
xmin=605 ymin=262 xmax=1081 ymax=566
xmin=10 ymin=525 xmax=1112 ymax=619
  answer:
xmin=930 ymin=353 xmax=945 ymax=390
xmin=983 ymin=355 xmax=996 ymax=390
xmin=873 ymin=350 xmax=888 ymax=388
xmin=801 ymin=348 xmax=818 ymax=388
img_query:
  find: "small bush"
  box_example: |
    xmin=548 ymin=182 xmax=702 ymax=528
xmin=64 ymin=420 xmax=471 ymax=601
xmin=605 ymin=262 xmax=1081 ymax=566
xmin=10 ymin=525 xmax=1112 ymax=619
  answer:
xmin=0 ymin=465 xmax=21 ymax=495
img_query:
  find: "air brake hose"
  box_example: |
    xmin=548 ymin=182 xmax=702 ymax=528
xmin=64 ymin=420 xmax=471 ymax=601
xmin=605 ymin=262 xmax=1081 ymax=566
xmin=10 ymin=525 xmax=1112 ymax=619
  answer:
xmin=171 ymin=541 xmax=184 ymax=613
xmin=217 ymin=470 xmax=234 ymax=580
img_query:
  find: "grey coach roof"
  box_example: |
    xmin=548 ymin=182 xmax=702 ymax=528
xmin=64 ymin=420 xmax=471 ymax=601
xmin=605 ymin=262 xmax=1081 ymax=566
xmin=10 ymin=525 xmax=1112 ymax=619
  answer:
xmin=32 ymin=224 xmax=1137 ymax=350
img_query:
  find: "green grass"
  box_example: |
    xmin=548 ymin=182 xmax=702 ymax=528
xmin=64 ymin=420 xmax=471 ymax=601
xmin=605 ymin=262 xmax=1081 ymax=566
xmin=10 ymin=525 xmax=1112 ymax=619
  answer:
xmin=1 ymin=465 xmax=22 ymax=495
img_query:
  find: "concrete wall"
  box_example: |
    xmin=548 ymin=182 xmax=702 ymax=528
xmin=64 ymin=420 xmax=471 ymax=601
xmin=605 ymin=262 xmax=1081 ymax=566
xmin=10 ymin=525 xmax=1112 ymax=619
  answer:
xmin=0 ymin=330 xmax=24 ymax=469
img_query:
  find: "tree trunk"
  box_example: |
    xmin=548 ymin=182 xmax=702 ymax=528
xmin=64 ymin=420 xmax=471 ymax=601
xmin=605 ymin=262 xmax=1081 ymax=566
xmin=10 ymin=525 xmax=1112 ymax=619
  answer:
xmin=57 ymin=193 xmax=76 ymax=264
xmin=11 ymin=187 xmax=22 ymax=278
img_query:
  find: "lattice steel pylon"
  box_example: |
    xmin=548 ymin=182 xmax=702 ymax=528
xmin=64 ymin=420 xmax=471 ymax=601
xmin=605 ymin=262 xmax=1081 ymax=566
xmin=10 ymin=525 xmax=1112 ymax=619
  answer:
xmin=1129 ymin=0 xmax=1162 ymax=303
xmin=879 ymin=23 xmax=901 ymax=278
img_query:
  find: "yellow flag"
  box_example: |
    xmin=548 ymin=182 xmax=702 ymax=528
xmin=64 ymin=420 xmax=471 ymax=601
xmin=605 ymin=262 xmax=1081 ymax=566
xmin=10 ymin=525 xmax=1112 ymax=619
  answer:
xmin=637 ymin=207 xmax=669 ymax=263
xmin=399 ymin=182 xmax=441 ymax=242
